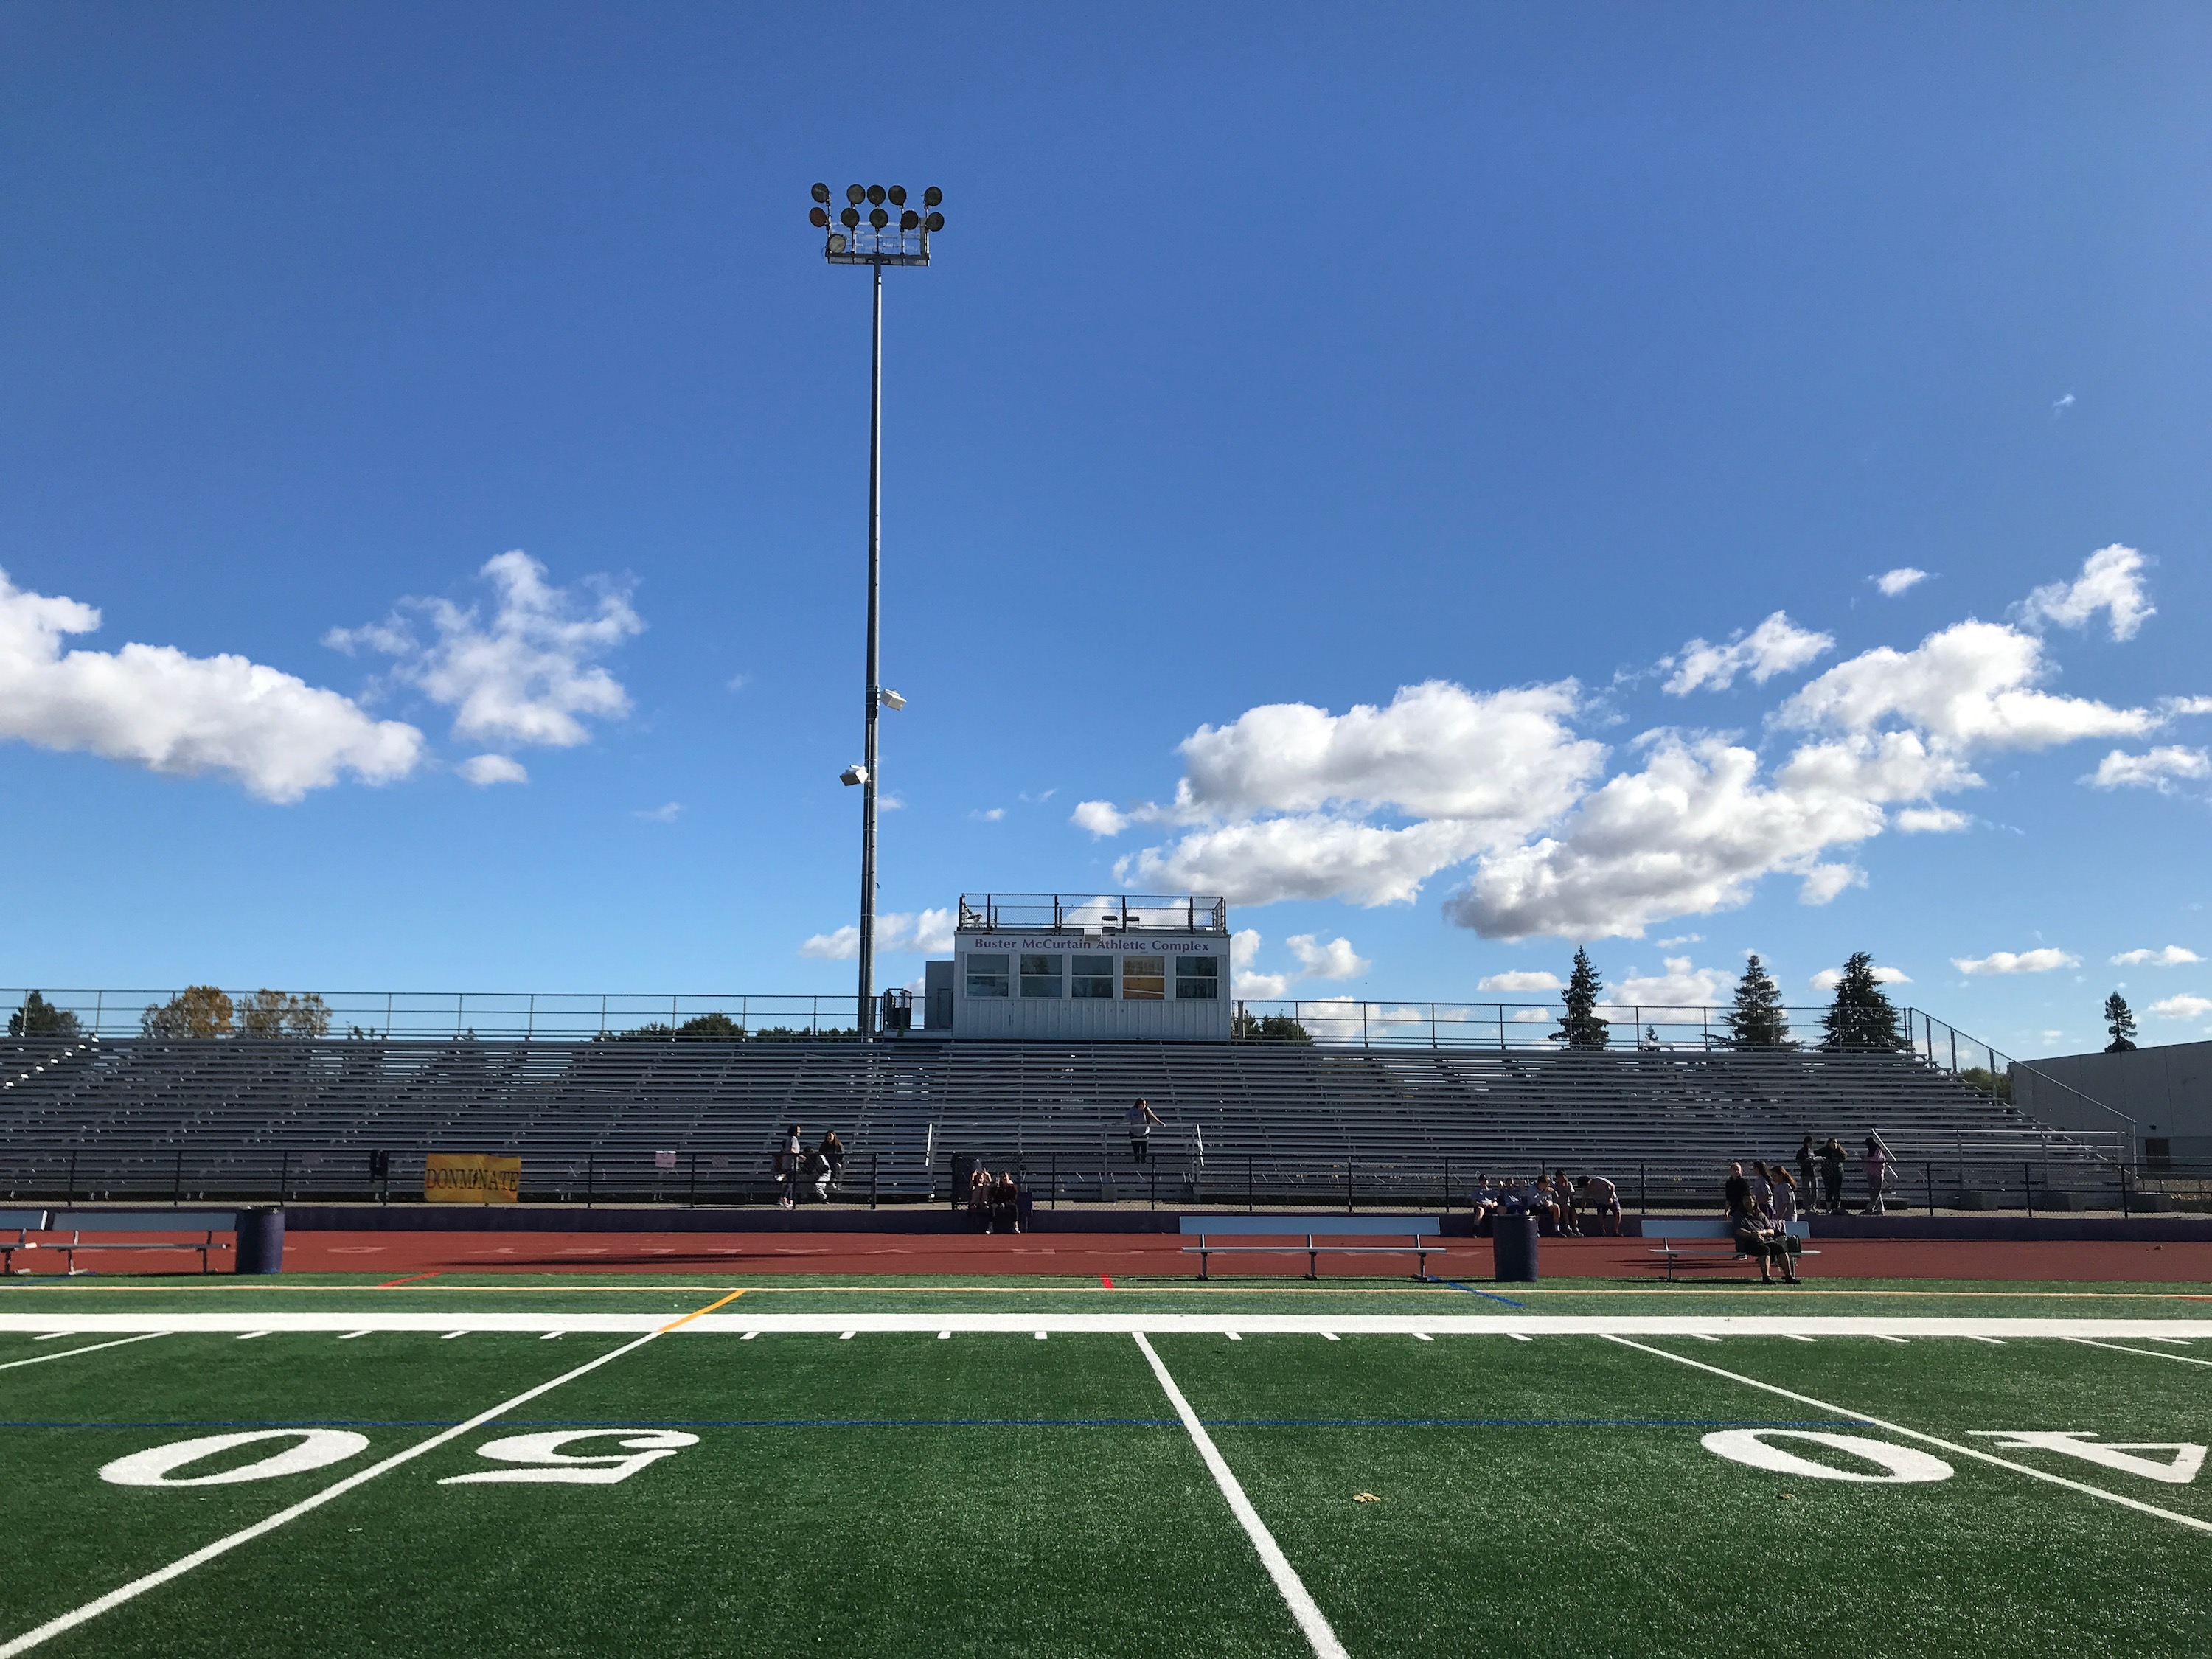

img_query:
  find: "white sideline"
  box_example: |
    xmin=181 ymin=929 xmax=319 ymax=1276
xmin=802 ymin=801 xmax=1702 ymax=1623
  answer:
xmin=6 ymin=1312 xmax=2212 ymax=1340
xmin=1604 ymin=1335 xmax=2212 ymax=1537
xmin=2062 ymin=1335 xmax=2212 ymax=1369
xmin=0 ymin=1329 xmax=669 ymax=1658
xmin=1133 ymin=1333 xmax=1348 ymax=1659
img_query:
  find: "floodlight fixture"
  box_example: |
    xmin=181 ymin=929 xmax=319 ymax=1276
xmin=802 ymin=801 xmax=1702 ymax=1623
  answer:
xmin=923 ymin=211 xmax=944 ymax=232
xmin=846 ymin=184 xmax=866 ymax=204
xmin=841 ymin=206 xmax=860 ymax=229
xmin=810 ymin=206 xmax=830 ymax=228
xmin=811 ymin=182 xmax=832 ymax=204
xmin=900 ymin=210 xmax=919 ymax=231
xmin=922 ymin=186 xmax=942 ymax=208
xmin=878 ymin=688 xmax=905 ymax=711
xmin=887 ymin=185 xmax=906 ymax=206
xmin=840 ymin=763 xmax=869 ymax=787
xmin=866 ymin=184 xmax=886 ymax=205
xmin=869 ymin=206 xmax=888 ymax=229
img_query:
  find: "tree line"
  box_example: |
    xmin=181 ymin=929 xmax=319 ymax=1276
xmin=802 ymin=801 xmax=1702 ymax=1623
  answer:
xmin=1548 ymin=947 xmax=1902 ymax=1051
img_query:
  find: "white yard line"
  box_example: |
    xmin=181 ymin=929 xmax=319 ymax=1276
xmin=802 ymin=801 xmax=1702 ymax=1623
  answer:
xmin=0 ymin=1332 xmax=168 ymax=1372
xmin=1131 ymin=1333 xmax=1349 ymax=1659
xmin=2061 ymin=1335 xmax=2212 ymax=1369
xmin=1602 ymin=1335 xmax=2212 ymax=1538
xmin=0 ymin=1293 xmax=740 ymax=1659
xmin=6 ymin=1312 xmax=2212 ymax=1340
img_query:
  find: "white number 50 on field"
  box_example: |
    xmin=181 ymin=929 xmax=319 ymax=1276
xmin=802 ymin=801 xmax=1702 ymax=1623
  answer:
xmin=439 ymin=1429 xmax=699 ymax=1485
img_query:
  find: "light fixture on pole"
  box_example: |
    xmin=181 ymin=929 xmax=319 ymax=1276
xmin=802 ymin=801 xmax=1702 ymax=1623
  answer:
xmin=809 ymin=181 xmax=942 ymax=1039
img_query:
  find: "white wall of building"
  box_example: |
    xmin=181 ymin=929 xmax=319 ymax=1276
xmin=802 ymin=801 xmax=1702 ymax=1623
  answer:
xmin=951 ymin=931 xmax=1231 ymax=1041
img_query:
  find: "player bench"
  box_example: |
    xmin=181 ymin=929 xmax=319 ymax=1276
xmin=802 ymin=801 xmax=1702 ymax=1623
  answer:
xmin=1642 ymin=1217 xmax=1815 ymax=1281
xmin=1180 ymin=1214 xmax=1442 ymax=1280
xmin=33 ymin=1210 xmax=240 ymax=1275
xmin=1 ymin=1209 xmax=49 ymax=1274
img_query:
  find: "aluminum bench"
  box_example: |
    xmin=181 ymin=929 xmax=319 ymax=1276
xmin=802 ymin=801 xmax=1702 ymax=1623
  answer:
xmin=37 ymin=1210 xmax=239 ymax=1275
xmin=1179 ymin=1214 xmax=1442 ymax=1280
xmin=1 ymin=1209 xmax=49 ymax=1274
xmin=1642 ymin=1217 xmax=1815 ymax=1281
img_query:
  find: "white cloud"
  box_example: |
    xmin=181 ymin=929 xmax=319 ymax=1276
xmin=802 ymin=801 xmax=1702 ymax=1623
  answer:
xmin=459 ymin=754 xmax=528 ymax=786
xmin=1019 ymin=788 xmax=1056 ymax=804
xmin=1286 ymin=934 xmax=1371 ymax=980
xmin=633 ymin=801 xmax=681 ymax=823
xmin=0 ymin=565 xmax=424 ymax=803
xmin=1071 ymin=800 xmax=1129 ymax=837
xmin=1477 ymin=970 xmax=1562 ymax=992
xmin=1444 ymin=736 xmax=1888 ymax=939
xmin=2013 ymin=544 xmax=2154 ymax=642
xmin=797 ymin=907 xmax=955 ymax=961
xmin=1874 ymin=568 xmax=1930 ymax=597
xmin=1797 ymin=863 xmax=1865 ymax=905
xmin=1952 ymin=948 xmax=2080 ymax=976
xmin=725 ymin=672 xmax=751 ymax=692
xmin=1776 ymin=620 xmax=2152 ymax=752
xmin=1231 ymin=928 xmax=1293 ymax=998
xmin=1655 ymin=933 xmax=1703 ymax=947
xmin=1613 ymin=956 xmax=1732 ymax=1006
xmin=2086 ymin=746 xmax=2209 ymax=793
xmin=2160 ymin=696 xmax=2212 ymax=717
xmin=1663 ymin=612 xmax=1833 ymax=695
xmin=2111 ymin=946 xmax=2201 ymax=967
xmin=1809 ymin=964 xmax=1911 ymax=992
xmin=1169 ymin=680 xmax=1604 ymax=826
xmin=1510 ymin=1006 xmax=1554 ymax=1023
xmin=799 ymin=925 xmax=859 ymax=961
xmin=328 ymin=551 xmax=642 ymax=749
xmin=1893 ymin=806 xmax=1969 ymax=833
xmin=2150 ymin=995 xmax=2212 ymax=1020
xmin=2052 ymin=393 xmax=2075 ymax=417
xmin=1121 ymin=814 xmax=1498 ymax=908
xmin=970 ymin=807 xmax=1006 ymax=823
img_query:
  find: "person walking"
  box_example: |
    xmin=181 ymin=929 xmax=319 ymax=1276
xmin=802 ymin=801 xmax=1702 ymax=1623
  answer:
xmin=1770 ymin=1165 xmax=1800 ymax=1224
xmin=1125 ymin=1098 xmax=1164 ymax=1164
xmin=774 ymin=1124 xmax=804 ymax=1210
xmin=1795 ymin=1135 xmax=1818 ymax=1206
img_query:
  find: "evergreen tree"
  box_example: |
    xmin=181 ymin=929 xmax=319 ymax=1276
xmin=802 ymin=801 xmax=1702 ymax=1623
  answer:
xmin=7 ymin=991 xmax=81 ymax=1038
xmin=2104 ymin=992 xmax=2139 ymax=1054
xmin=1722 ymin=953 xmax=1792 ymax=1049
xmin=1818 ymin=952 xmax=1902 ymax=1051
xmin=1550 ymin=947 xmax=1611 ymax=1049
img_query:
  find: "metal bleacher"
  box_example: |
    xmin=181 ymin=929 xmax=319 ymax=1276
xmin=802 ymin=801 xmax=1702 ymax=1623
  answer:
xmin=0 ymin=1033 xmax=2125 ymax=1210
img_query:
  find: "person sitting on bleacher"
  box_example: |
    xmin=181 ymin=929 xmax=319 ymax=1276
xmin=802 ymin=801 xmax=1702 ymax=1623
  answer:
xmin=990 ymin=1169 xmax=1022 ymax=1234
xmin=1469 ymin=1174 xmax=1499 ymax=1236
xmin=1578 ymin=1174 xmax=1622 ymax=1235
xmin=1553 ymin=1168 xmax=1582 ymax=1236
xmin=1725 ymin=1161 xmax=1801 ymax=1284
xmin=1528 ymin=1175 xmax=1562 ymax=1236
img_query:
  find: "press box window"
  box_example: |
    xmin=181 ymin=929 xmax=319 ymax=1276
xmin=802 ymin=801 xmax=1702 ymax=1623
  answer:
xmin=1175 ymin=956 xmax=1220 ymax=1000
xmin=1071 ymin=954 xmax=1114 ymax=999
xmin=1020 ymin=954 xmax=1064 ymax=998
xmin=1121 ymin=956 xmax=1165 ymax=999
xmin=965 ymin=955 xmax=1009 ymax=998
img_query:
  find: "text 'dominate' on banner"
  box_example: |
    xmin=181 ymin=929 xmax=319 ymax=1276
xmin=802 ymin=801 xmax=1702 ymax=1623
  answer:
xmin=422 ymin=1152 xmax=521 ymax=1204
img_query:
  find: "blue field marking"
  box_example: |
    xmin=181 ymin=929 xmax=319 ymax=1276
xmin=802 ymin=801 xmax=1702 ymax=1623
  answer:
xmin=1427 ymin=1276 xmax=1527 ymax=1308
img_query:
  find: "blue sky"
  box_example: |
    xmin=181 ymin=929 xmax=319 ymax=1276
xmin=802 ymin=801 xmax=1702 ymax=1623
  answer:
xmin=4 ymin=2 xmax=2211 ymax=1057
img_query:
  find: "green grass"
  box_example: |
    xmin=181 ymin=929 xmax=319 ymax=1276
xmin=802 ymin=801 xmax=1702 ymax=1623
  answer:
xmin=2 ymin=1279 xmax=2209 ymax=1656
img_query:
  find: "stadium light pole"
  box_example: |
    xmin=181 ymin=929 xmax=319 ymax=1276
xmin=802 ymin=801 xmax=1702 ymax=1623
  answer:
xmin=813 ymin=181 xmax=943 ymax=1040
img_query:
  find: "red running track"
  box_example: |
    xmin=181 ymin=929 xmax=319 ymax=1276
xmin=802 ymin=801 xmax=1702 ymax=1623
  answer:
xmin=237 ymin=1231 xmax=2212 ymax=1282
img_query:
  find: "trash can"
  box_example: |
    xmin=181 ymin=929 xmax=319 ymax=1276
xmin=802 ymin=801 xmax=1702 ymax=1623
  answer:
xmin=235 ymin=1207 xmax=286 ymax=1274
xmin=1492 ymin=1214 xmax=1539 ymax=1283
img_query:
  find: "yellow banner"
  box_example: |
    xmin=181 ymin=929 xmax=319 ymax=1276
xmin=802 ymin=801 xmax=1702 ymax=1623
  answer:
xmin=422 ymin=1152 xmax=521 ymax=1204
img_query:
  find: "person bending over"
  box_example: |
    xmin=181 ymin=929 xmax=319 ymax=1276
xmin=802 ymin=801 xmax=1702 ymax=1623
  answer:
xmin=1578 ymin=1174 xmax=1622 ymax=1237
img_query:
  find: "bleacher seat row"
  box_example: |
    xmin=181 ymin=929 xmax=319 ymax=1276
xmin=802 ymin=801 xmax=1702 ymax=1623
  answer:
xmin=0 ymin=1036 xmax=2120 ymax=1207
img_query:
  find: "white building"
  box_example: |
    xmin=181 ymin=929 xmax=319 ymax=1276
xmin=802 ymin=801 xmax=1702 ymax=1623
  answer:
xmin=924 ymin=893 xmax=1231 ymax=1041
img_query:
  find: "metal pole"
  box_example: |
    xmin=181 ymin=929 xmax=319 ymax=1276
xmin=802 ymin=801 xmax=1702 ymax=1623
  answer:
xmin=2024 ymin=1162 xmax=2033 ymax=1217
xmin=1639 ymin=1161 xmax=1647 ymax=1220
xmin=689 ymin=1151 xmax=698 ymax=1208
xmin=1248 ymin=1153 xmax=1254 ymax=1212
xmin=856 ymin=258 xmax=884 ymax=1042
xmin=174 ymin=1149 xmax=183 ymax=1208
xmin=587 ymin=1152 xmax=594 ymax=1210
xmin=1924 ymin=1162 xmax=1933 ymax=1215
xmin=1346 ymin=1155 xmax=1354 ymax=1214
xmin=872 ymin=1150 xmax=879 ymax=1211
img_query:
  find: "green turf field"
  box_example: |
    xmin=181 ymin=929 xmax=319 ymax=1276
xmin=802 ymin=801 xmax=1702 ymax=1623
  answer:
xmin=4 ymin=1276 xmax=2209 ymax=1658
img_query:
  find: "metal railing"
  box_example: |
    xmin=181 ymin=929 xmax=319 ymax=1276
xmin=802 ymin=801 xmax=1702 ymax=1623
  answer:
xmin=3 ymin=990 xmax=863 ymax=1042
xmin=956 ymin=894 xmax=1230 ymax=934
xmin=1230 ymin=998 xmax=1893 ymax=1051
xmin=1897 ymin=1008 xmax=2138 ymax=1166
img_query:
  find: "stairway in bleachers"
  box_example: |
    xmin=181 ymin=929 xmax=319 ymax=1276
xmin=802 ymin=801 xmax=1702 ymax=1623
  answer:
xmin=0 ymin=1035 xmax=2118 ymax=1208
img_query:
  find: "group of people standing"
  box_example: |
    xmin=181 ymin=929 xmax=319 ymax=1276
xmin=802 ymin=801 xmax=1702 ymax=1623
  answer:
xmin=1790 ymin=1133 xmax=1891 ymax=1216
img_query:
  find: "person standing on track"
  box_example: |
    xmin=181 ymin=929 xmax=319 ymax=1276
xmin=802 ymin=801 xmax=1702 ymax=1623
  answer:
xmin=1795 ymin=1135 xmax=1818 ymax=1208
xmin=1125 ymin=1098 xmax=1163 ymax=1164
xmin=1863 ymin=1135 xmax=1889 ymax=1216
xmin=1818 ymin=1137 xmax=1847 ymax=1214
